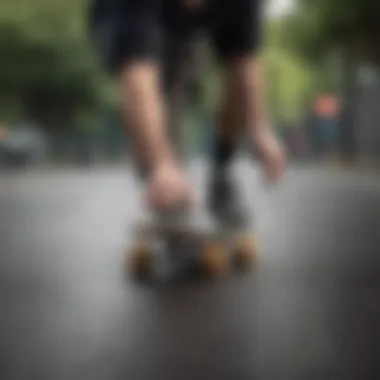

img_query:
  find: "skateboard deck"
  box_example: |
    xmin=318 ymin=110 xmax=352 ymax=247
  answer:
xmin=126 ymin=208 xmax=259 ymax=282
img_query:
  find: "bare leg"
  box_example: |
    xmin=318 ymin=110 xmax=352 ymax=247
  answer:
xmin=163 ymin=32 xmax=208 ymax=161
xmin=212 ymin=56 xmax=286 ymax=182
xmin=209 ymin=56 xmax=286 ymax=224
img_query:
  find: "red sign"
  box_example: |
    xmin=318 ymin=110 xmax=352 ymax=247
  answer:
xmin=0 ymin=125 xmax=7 ymax=141
xmin=313 ymin=94 xmax=339 ymax=117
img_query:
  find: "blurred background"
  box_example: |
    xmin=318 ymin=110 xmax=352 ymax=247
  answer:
xmin=2 ymin=2 xmax=380 ymax=379
xmin=0 ymin=0 xmax=378 ymax=170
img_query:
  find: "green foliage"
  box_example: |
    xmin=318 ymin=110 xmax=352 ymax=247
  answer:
xmin=263 ymin=47 xmax=312 ymax=124
xmin=289 ymin=0 xmax=380 ymax=64
xmin=0 ymin=0 xmax=109 ymax=126
xmin=262 ymin=0 xmax=380 ymax=126
xmin=262 ymin=18 xmax=316 ymax=124
xmin=3 ymin=0 xmax=375 ymax=135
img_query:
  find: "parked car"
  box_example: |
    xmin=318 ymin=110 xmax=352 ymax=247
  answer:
xmin=0 ymin=124 xmax=49 ymax=168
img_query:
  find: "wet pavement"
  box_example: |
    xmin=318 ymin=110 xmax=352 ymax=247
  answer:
xmin=1 ymin=161 xmax=380 ymax=380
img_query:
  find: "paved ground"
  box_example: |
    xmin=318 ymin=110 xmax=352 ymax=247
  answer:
xmin=1 ymin=160 xmax=380 ymax=380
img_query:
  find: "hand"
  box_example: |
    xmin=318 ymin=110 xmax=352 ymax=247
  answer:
xmin=146 ymin=160 xmax=194 ymax=211
xmin=251 ymin=128 xmax=286 ymax=184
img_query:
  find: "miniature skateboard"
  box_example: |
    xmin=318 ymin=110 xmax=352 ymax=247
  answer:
xmin=126 ymin=209 xmax=259 ymax=282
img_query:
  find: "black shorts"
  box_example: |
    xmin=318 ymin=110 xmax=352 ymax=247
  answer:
xmin=89 ymin=0 xmax=263 ymax=74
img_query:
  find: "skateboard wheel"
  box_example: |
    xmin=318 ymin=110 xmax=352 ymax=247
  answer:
xmin=128 ymin=244 xmax=152 ymax=279
xmin=199 ymin=243 xmax=229 ymax=278
xmin=233 ymin=235 xmax=258 ymax=269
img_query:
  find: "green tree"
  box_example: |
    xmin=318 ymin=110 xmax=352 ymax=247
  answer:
xmin=282 ymin=0 xmax=380 ymax=158
xmin=0 ymin=0 xmax=110 ymax=128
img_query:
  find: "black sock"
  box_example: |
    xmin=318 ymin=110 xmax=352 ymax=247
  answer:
xmin=212 ymin=137 xmax=235 ymax=172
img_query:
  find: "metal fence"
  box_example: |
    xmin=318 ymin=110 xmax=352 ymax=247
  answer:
xmin=356 ymin=72 xmax=380 ymax=160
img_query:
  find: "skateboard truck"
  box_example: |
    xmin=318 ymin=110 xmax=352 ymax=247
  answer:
xmin=126 ymin=206 xmax=259 ymax=283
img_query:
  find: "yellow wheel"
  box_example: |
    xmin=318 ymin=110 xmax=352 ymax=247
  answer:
xmin=199 ymin=242 xmax=229 ymax=278
xmin=233 ymin=235 xmax=259 ymax=269
xmin=128 ymin=243 xmax=152 ymax=279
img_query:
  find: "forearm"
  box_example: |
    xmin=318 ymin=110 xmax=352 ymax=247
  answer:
xmin=119 ymin=62 xmax=174 ymax=170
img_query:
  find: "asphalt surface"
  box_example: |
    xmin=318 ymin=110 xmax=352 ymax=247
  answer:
xmin=1 ymin=160 xmax=380 ymax=380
